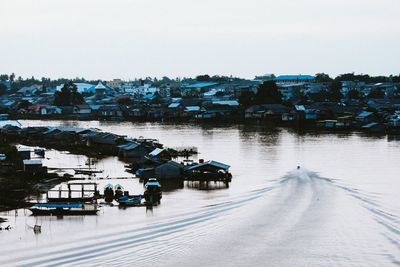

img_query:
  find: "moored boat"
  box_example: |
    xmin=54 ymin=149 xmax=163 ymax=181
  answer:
xmin=143 ymin=178 xmax=162 ymax=205
xmin=117 ymin=195 xmax=143 ymax=206
xmin=29 ymin=203 xmax=99 ymax=216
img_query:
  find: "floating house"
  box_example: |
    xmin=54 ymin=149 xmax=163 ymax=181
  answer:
xmin=155 ymin=161 xmax=185 ymax=179
xmin=362 ymin=122 xmax=386 ymax=133
xmin=118 ymin=142 xmax=148 ymax=158
xmin=23 ymin=159 xmax=46 ymax=174
xmin=148 ymin=148 xmax=171 ymax=161
xmin=186 ymin=160 xmax=232 ymax=181
xmin=17 ymin=147 xmax=31 ymax=160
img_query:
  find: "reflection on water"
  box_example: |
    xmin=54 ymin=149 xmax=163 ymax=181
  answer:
xmin=0 ymin=120 xmax=399 ymax=266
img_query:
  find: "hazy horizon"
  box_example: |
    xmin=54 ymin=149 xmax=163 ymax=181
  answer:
xmin=1 ymin=0 xmax=399 ymax=80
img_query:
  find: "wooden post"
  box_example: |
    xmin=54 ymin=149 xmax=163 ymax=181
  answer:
xmin=68 ymin=184 xmax=71 ymax=199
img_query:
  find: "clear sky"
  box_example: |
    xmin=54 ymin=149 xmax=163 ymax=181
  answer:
xmin=1 ymin=0 xmax=399 ymax=80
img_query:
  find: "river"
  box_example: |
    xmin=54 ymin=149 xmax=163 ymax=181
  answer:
xmin=0 ymin=120 xmax=399 ymax=266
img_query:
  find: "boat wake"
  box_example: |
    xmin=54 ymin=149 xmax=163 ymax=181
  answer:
xmin=1 ymin=168 xmax=399 ymax=266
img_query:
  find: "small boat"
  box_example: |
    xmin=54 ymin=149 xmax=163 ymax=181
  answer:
xmin=34 ymin=148 xmax=45 ymax=157
xmin=29 ymin=203 xmax=99 ymax=216
xmin=74 ymin=169 xmax=103 ymax=175
xmin=118 ymin=195 xmax=143 ymax=206
xmin=104 ymin=183 xmax=114 ymax=202
xmin=143 ymin=178 xmax=162 ymax=205
xmin=114 ymin=184 xmax=124 ymax=200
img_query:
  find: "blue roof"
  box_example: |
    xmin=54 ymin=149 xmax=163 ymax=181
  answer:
xmin=357 ymin=111 xmax=373 ymax=118
xmin=143 ymin=93 xmax=157 ymax=100
xmin=187 ymin=160 xmax=230 ymax=171
xmin=33 ymin=203 xmax=83 ymax=208
xmin=184 ymin=82 xmax=219 ymax=89
xmin=118 ymin=142 xmax=140 ymax=151
xmin=168 ymin=103 xmax=181 ymax=108
xmin=145 ymin=181 xmax=161 ymax=187
xmin=362 ymin=122 xmax=379 ymax=128
xmin=275 ymin=75 xmax=315 ymax=81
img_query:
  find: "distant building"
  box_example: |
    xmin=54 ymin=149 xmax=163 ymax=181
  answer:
xmin=275 ymin=75 xmax=315 ymax=84
xmin=254 ymin=74 xmax=275 ymax=81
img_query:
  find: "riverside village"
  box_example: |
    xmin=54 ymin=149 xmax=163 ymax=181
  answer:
xmin=0 ymin=72 xmax=400 ymax=228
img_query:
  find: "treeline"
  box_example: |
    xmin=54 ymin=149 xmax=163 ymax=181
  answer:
xmin=1 ymin=72 xmax=400 ymax=95
xmin=0 ymin=73 xmax=103 ymax=93
xmin=315 ymin=73 xmax=400 ymax=83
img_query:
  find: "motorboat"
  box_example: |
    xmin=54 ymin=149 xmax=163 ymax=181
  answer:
xmin=143 ymin=178 xmax=162 ymax=205
xmin=29 ymin=203 xmax=99 ymax=216
xmin=117 ymin=195 xmax=143 ymax=207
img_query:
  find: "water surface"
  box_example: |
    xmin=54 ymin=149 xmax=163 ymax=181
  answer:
xmin=0 ymin=120 xmax=399 ymax=266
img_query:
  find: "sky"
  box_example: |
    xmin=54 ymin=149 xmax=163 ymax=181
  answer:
xmin=1 ymin=0 xmax=399 ymax=80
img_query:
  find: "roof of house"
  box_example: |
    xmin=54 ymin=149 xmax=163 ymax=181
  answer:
xmin=149 ymin=148 xmax=164 ymax=157
xmin=0 ymin=120 xmax=22 ymax=128
xmin=157 ymin=160 xmax=185 ymax=169
xmin=17 ymin=147 xmax=31 ymax=152
xmin=56 ymin=83 xmax=95 ymax=94
xmin=23 ymin=159 xmax=42 ymax=165
xmin=184 ymin=82 xmax=219 ymax=89
xmin=185 ymin=106 xmax=201 ymax=112
xmin=187 ymin=160 xmax=230 ymax=171
xmin=275 ymin=75 xmax=315 ymax=81
xmin=362 ymin=122 xmax=379 ymax=128
xmin=168 ymin=103 xmax=181 ymax=108
xmin=295 ymin=105 xmax=306 ymax=111
xmin=95 ymin=82 xmax=106 ymax=90
xmin=75 ymin=104 xmax=91 ymax=109
xmin=118 ymin=142 xmax=140 ymax=151
xmin=357 ymin=111 xmax=374 ymax=118
xmin=212 ymin=100 xmax=239 ymax=107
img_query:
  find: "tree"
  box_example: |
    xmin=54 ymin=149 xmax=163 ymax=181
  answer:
xmin=327 ymin=81 xmax=343 ymax=102
xmin=117 ymin=97 xmax=133 ymax=106
xmin=196 ymin=75 xmax=211 ymax=82
xmin=368 ymin=88 xmax=385 ymax=99
xmin=54 ymin=82 xmax=85 ymax=106
xmin=215 ymin=91 xmax=225 ymax=97
xmin=0 ymin=74 xmax=9 ymax=82
xmin=254 ymin=81 xmax=282 ymax=104
xmin=18 ymin=100 xmax=32 ymax=110
xmin=347 ymin=89 xmax=361 ymax=99
xmin=315 ymin=73 xmax=332 ymax=83
xmin=238 ymin=91 xmax=255 ymax=107
xmin=0 ymin=83 xmax=7 ymax=95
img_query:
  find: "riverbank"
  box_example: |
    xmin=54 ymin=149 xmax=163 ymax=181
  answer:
xmin=9 ymin=114 xmax=400 ymax=136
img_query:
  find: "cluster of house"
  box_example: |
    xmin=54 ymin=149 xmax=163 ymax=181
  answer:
xmin=245 ymin=100 xmax=400 ymax=133
xmin=0 ymin=122 xmax=232 ymax=180
xmin=1 ymin=75 xmax=400 ymax=133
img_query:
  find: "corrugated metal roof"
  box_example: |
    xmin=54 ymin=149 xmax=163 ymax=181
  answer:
xmin=187 ymin=160 xmax=230 ymax=171
xmin=184 ymin=82 xmax=219 ymax=88
xmin=0 ymin=120 xmax=22 ymax=128
xmin=23 ymin=159 xmax=42 ymax=165
xmin=212 ymin=100 xmax=239 ymax=106
xmin=357 ymin=111 xmax=373 ymax=118
xmin=149 ymin=148 xmax=163 ymax=157
xmin=168 ymin=103 xmax=180 ymax=108
xmin=185 ymin=106 xmax=201 ymax=112
xmin=118 ymin=142 xmax=140 ymax=151
xmin=275 ymin=75 xmax=315 ymax=81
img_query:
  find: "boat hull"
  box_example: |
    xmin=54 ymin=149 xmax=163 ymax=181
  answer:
xmin=29 ymin=208 xmax=99 ymax=216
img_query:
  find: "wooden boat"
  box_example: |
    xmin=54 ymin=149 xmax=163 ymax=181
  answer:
xmin=74 ymin=169 xmax=103 ymax=175
xmin=117 ymin=195 xmax=143 ymax=207
xmin=143 ymin=178 xmax=162 ymax=205
xmin=29 ymin=203 xmax=99 ymax=216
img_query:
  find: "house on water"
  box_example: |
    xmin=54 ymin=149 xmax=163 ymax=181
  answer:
xmin=155 ymin=161 xmax=185 ymax=179
xmin=118 ymin=142 xmax=148 ymax=158
xmin=186 ymin=160 xmax=232 ymax=182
